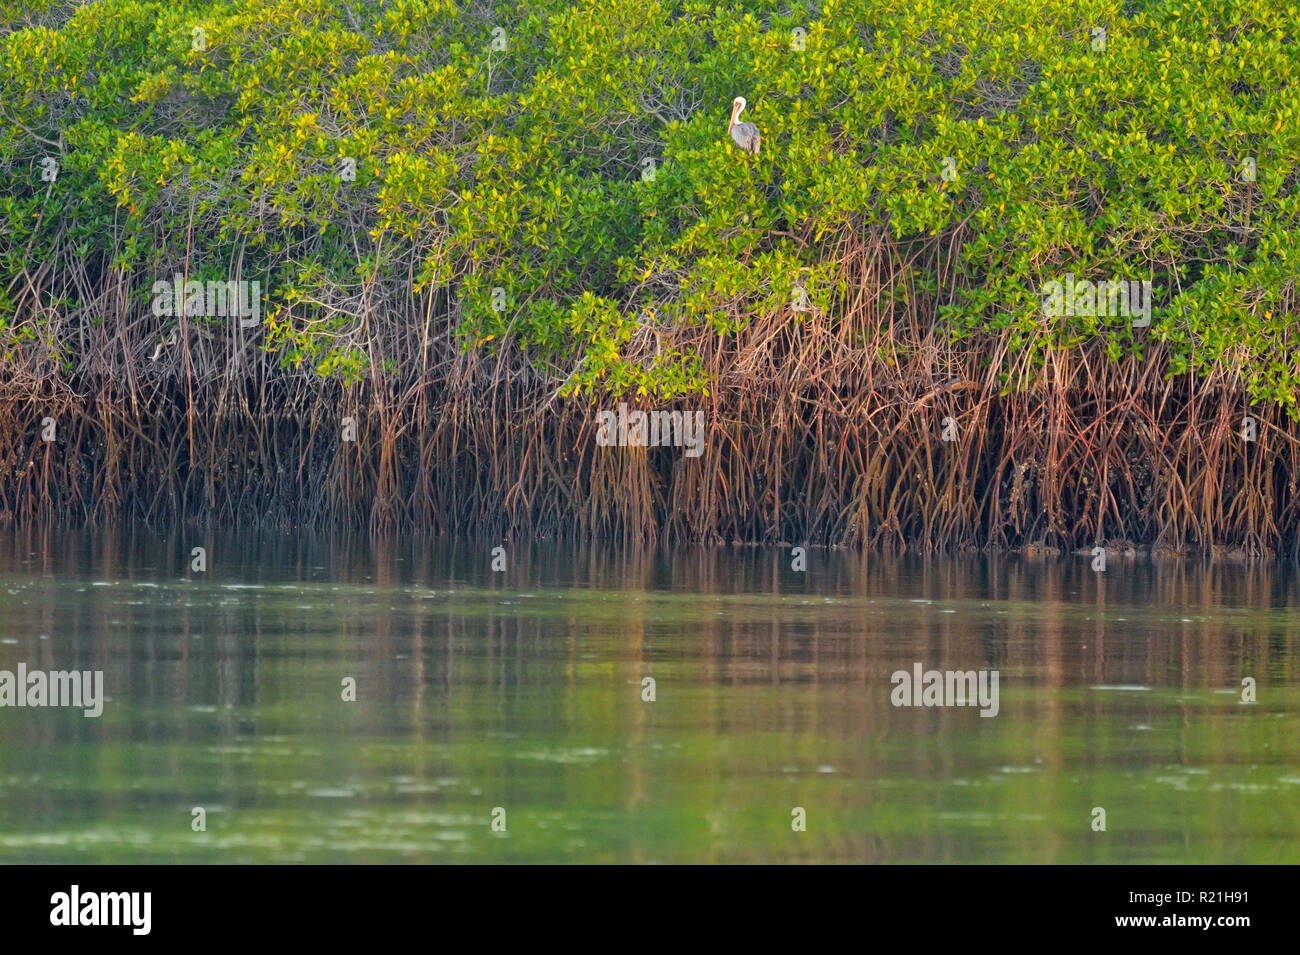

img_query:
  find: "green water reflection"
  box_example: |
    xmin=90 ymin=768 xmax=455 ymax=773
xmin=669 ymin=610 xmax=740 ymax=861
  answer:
xmin=0 ymin=528 xmax=1297 ymax=863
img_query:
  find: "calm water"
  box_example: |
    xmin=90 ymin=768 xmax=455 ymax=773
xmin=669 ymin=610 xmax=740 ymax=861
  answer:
xmin=0 ymin=527 xmax=1297 ymax=863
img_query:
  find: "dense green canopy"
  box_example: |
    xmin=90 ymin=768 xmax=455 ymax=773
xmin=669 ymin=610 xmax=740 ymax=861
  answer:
xmin=2 ymin=0 xmax=1297 ymax=406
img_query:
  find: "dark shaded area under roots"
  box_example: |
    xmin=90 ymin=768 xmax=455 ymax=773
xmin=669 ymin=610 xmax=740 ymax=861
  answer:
xmin=1 ymin=371 xmax=1295 ymax=557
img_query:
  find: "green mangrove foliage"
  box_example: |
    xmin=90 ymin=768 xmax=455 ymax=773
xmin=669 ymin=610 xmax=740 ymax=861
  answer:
xmin=1 ymin=0 xmax=1299 ymax=549
xmin=1 ymin=0 xmax=1297 ymax=402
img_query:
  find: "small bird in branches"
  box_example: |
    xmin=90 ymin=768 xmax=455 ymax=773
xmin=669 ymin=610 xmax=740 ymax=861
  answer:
xmin=728 ymin=96 xmax=761 ymax=155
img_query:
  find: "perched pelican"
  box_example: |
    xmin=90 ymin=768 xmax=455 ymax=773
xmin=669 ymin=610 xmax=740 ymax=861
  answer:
xmin=728 ymin=96 xmax=761 ymax=155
